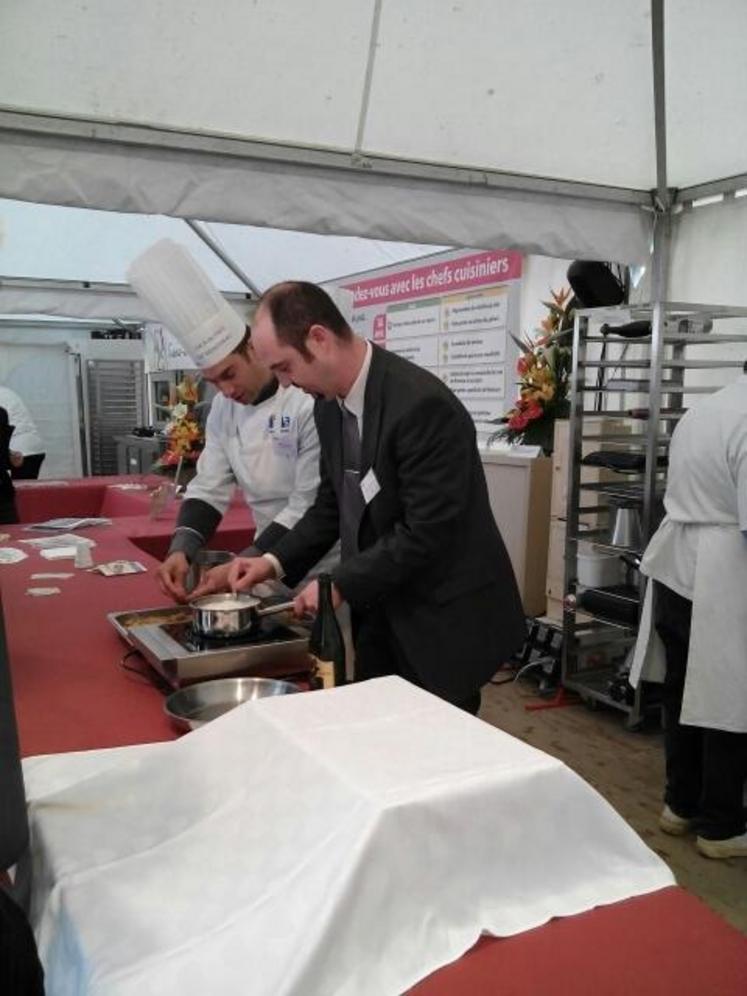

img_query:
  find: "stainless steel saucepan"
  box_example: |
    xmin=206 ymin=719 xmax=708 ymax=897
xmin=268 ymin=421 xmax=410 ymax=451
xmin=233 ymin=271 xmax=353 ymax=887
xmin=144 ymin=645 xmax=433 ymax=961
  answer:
xmin=190 ymin=592 xmax=295 ymax=639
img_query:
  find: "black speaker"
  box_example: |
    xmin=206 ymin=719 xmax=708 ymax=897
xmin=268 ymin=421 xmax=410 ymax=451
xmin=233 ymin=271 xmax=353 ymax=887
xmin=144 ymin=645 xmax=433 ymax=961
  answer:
xmin=567 ymin=261 xmax=625 ymax=309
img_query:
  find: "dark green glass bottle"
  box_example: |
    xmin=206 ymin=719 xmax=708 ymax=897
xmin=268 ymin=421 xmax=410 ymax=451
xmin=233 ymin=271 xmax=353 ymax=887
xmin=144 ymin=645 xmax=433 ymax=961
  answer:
xmin=308 ymin=574 xmax=346 ymax=689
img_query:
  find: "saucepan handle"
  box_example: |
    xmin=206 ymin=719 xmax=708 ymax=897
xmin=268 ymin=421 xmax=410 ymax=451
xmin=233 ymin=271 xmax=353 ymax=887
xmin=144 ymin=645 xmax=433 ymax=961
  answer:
xmin=254 ymin=600 xmax=296 ymax=619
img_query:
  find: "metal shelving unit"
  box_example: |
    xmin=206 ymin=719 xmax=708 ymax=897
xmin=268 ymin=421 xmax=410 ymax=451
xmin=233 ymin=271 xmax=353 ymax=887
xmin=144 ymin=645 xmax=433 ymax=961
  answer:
xmin=561 ymin=301 xmax=747 ymax=728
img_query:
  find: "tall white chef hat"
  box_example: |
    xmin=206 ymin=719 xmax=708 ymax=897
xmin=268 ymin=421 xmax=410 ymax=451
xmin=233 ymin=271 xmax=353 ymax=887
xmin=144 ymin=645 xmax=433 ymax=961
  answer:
xmin=127 ymin=238 xmax=246 ymax=368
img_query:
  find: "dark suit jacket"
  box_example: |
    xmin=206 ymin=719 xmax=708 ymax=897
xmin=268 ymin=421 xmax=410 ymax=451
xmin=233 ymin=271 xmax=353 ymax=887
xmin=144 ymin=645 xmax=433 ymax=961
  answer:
xmin=270 ymin=344 xmax=525 ymax=703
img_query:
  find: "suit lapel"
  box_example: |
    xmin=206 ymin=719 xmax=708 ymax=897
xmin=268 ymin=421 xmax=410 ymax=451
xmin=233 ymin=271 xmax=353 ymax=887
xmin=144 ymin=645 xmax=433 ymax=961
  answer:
xmin=360 ymin=344 xmax=387 ymax=475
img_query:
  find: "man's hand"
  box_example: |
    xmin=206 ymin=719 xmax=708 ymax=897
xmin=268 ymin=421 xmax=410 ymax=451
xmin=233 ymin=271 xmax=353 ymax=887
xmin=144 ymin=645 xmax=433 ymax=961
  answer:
xmin=9 ymin=451 xmax=23 ymax=469
xmin=189 ymin=561 xmax=235 ymax=600
xmin=293 ymin=579 xmax=343 ymax=618
xmin=227 ymin=556 xmax=275 ymax=593
xmin=156 ymin=552 xmax=191 ymax=602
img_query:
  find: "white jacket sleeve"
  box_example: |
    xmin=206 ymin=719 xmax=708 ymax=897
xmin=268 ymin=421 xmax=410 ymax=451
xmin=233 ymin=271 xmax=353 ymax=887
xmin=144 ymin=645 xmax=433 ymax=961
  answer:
xmin=182 ymin=399 xmax=236 ymax=516
xmin=272 ymin=402 xmax=323 ymax=531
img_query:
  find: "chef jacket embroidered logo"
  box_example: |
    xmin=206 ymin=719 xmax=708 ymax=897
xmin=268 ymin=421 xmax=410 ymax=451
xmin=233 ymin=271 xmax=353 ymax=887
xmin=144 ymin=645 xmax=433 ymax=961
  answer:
xmin=266 ymin=412 xmax=296 ymax=455
xmin=266 ymin=414 xmax=294 ymax=434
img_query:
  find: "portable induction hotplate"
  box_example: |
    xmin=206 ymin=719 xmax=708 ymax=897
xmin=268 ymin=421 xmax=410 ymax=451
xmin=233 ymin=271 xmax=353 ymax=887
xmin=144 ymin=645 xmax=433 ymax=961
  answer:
xmin=109 ymin=606 xmax=311 ymax=688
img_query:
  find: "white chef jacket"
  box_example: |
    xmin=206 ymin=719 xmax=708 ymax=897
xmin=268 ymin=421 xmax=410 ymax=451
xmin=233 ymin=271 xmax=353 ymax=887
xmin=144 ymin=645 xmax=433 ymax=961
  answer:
xmin=630 ymin=375 xmax=747 ymax=732
xmin=0 ymin=386 xmax=44 ymax=455
xmin=185 ymin=384 xmax=321 ymax=531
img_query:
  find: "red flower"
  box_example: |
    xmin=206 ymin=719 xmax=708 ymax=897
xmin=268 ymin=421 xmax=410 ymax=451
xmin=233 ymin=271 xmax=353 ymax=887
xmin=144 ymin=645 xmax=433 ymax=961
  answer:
xmin=508 ymin=411 xmax=530 ymax=430
xmin=524 ymin=401 xmax=544 ymax=422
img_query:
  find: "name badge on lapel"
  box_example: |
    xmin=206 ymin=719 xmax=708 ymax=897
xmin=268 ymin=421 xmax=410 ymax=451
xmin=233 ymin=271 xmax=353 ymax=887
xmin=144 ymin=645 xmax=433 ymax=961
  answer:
xmin=360 ymin=469 xmax=381 ymax=505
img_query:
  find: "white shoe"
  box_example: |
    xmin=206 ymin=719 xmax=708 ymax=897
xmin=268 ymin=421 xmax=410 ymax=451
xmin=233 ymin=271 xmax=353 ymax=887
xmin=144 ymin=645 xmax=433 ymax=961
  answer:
xmin=696 ymin=832 xmax=747 ymax=859
xmin=659 ymin=804 xmax=693 ymax=836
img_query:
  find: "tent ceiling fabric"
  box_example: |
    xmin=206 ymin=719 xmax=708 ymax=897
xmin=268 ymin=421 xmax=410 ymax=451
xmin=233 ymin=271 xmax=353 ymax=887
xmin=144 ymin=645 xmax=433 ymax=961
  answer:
xmin=1 ymin=2 xmax=744 ymax=262
xmin=1 ymin=0 xmax=657 ymax=188
xmin=0 ymin=125 xmax=651 ymax=264
xmin=666 ymin=0 xmax=747 ymax=191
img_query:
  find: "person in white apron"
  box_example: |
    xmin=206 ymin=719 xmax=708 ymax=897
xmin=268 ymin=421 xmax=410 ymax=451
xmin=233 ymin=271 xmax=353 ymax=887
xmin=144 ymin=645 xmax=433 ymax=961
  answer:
xmin=128 ymin=240 xmax=337 ymax=602
xmin=630 ymin=371 xmax=747 ymax=859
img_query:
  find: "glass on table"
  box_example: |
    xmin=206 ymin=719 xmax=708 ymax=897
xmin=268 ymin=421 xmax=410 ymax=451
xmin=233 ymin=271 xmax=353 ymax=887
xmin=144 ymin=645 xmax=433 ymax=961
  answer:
xmin=186 ymin=549 xmax=236 ymax=594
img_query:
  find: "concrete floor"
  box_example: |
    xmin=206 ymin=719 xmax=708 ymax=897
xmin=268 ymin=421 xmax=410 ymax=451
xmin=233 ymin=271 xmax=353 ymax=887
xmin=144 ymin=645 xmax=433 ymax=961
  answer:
xmin=479 ymin=676 xmax=747 ymax=934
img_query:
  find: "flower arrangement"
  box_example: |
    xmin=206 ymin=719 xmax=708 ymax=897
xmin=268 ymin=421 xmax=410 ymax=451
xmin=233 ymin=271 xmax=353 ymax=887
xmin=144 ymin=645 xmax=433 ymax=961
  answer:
xmin=491 ymin=287 xmax=575 ymax=454
xmin=153 ymin=375 xmax=205 ymax=482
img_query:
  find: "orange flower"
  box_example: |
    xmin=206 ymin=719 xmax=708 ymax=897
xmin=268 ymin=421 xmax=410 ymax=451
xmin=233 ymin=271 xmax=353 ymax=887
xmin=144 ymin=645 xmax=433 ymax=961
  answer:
xmin=177 ymin=375 xmax=200 ymax=404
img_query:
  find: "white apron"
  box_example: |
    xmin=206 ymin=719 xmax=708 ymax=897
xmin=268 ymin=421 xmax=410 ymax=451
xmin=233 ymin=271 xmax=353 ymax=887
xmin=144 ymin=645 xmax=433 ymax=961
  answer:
xmin=631 ymin=522 xmax=747 ymax=733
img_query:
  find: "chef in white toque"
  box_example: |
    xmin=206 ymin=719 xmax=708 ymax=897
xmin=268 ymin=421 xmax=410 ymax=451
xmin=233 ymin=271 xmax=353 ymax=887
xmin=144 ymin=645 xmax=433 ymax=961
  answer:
xmin=128 ymin=238 xmax=340 ymax=601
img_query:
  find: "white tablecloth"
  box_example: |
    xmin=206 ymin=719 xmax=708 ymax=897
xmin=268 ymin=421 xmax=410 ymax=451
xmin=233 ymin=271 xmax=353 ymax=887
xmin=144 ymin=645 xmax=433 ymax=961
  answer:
xmin=24 ymin=677 xmax=673 ymax=996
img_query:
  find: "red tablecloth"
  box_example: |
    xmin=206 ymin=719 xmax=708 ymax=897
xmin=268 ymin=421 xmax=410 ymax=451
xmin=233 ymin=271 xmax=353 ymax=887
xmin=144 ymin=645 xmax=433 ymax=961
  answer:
xmin=2 ymin=526 xmax=745 ymax=994
xmin=3 ymin=525 xmax=176 ymax=755
xmin=107 ymin=508 xmax=255 ymax=560
xmin=411 ymin=887 xmax=747 ymax=996
xmin=98 ymin=484 xmax=248 ymax=519
xmin=15 ymin=475 xmax=157 ymax=523
xmin=13 ymin=476 xmax=256 ymax=561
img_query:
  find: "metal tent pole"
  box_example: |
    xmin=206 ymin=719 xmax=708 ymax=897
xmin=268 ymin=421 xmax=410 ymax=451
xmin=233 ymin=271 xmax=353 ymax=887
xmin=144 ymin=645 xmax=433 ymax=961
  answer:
xmin=642 ymin=0 xmax=672 ymax=543
xmin=184 ymin=219 xmax=261 ymax=297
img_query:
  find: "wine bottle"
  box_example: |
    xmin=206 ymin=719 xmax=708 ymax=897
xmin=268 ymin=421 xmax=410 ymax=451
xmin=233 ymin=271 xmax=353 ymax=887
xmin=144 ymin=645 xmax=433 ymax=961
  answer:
xmin=308 ymin=574 xmax=346 ymax=689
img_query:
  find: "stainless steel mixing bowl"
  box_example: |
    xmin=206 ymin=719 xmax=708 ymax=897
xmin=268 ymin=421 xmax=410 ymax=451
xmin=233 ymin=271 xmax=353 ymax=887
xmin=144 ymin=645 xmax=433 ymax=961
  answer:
xmin=164 ymin=676 xmax=300 ymax=730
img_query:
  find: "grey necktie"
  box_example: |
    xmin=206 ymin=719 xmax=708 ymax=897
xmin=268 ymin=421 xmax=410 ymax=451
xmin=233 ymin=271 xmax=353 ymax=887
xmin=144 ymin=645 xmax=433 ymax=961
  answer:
xmin=340 ymin=402 xmax=364 ymax=559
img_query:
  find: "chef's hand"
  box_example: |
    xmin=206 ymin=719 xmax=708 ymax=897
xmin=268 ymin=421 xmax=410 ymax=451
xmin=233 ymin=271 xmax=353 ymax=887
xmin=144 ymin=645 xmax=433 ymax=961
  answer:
xmin=293 ymin=579 xmax=343 ymax=618
xmin=189 ymin=562 xmax=234 ymax=600
xmin=228 ymin=556 xmax=275 ymax=593
xmin=156 ymin=552 xmax=191 ymax=602
xmin=9 ymin=450 xmax=23 ymax=469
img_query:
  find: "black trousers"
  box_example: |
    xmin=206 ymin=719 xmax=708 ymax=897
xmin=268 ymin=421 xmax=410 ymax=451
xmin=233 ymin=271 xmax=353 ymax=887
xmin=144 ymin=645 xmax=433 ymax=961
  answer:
xmin=352 ymin=608 xmax=482 ymax=715
xmin=654 ymin=581 xmax=747 ymax=840
xmin=0 ymin=496 xmax=18 ymax=525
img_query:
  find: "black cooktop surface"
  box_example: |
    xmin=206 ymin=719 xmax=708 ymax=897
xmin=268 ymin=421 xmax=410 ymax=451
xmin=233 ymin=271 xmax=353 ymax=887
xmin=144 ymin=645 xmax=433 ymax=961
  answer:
xmin=161 ymin=619 xmax=303 ymax=653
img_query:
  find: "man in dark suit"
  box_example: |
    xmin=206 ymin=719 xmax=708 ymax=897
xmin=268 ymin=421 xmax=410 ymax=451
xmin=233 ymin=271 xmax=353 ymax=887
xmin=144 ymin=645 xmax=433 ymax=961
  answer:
xmin=227 ymin=281 xmax=525 ymax=712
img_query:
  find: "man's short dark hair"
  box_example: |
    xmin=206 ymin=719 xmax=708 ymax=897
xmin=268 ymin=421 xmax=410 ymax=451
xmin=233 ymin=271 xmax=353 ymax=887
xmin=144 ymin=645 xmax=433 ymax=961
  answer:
xmin=231 ymin=327 xmax=252 ymax=356
xmin=259 ymin=282 xmax=352 ymax=358
xmin=743 ymin=358 xmax=747 ymax=374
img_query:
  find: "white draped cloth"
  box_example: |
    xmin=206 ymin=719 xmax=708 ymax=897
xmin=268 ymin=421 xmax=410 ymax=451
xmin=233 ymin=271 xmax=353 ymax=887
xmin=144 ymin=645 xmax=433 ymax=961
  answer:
xmin=23 ymin=677 xmax=673 ymax=996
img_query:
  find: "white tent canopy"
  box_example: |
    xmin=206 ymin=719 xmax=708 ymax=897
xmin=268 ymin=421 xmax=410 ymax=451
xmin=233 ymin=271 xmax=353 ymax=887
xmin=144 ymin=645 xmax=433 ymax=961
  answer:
xmin=0 ymin=2 xmax=745 ymax=289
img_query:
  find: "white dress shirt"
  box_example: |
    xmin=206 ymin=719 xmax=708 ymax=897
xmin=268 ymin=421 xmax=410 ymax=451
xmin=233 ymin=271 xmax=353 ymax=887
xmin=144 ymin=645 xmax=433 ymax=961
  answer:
xmin=338 ymin=339 xmax=372 ymax=431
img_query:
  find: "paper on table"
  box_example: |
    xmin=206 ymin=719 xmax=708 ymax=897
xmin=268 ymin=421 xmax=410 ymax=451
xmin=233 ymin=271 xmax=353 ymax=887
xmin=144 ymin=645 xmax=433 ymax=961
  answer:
xmin=29 ymin=678 xmax=674 ymax=996
xmin=28 ymin=516 xmax=111 ymax=531
xmin=91 ymin=560 xmax=146 ymax=576
xmin=0 ymin=547 xmax=28 ymax=564
xmin=21 ymin=533 xmax=96 ymax=549
xmin=31 ymin=572 xmax=74 ymax=580
xmin=39 ymin=546 xmax=78 ymax=560
xmin=27 ymin=587 xmax=61 ymax=596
